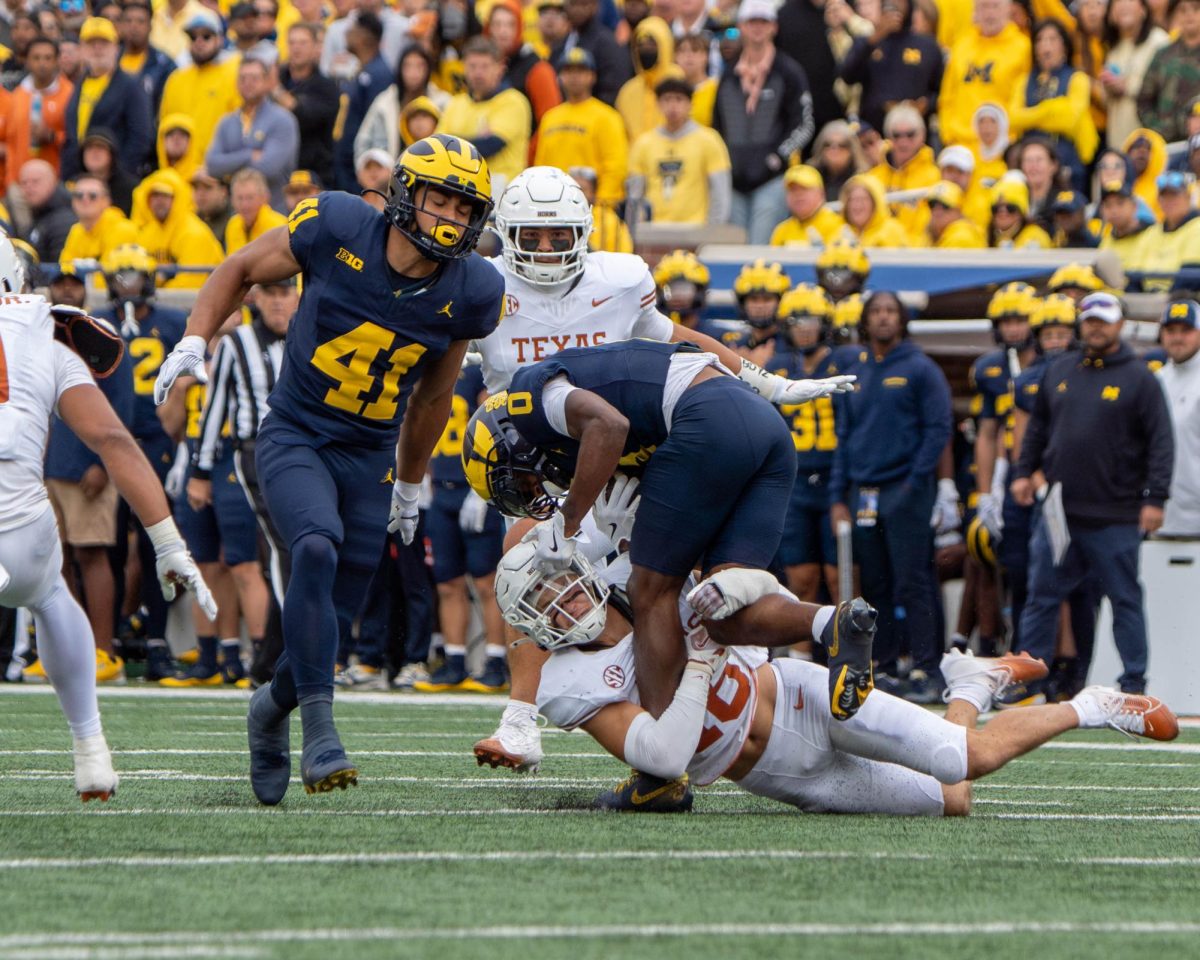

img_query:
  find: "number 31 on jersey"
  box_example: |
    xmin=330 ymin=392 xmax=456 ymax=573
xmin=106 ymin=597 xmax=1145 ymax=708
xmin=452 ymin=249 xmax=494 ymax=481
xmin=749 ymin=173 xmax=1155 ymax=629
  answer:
xmin=310 ymin=321 xmax=427 ymax=421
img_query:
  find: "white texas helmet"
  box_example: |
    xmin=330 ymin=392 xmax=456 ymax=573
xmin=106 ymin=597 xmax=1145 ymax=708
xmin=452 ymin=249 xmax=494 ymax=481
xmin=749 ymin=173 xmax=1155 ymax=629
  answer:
xmin=0 ymin=233 xmax=26 ymax=294
xmin=495 ymin=166 xmax=593 ymax=286
xmin=494 ymin=538 xmax=610 ymax=651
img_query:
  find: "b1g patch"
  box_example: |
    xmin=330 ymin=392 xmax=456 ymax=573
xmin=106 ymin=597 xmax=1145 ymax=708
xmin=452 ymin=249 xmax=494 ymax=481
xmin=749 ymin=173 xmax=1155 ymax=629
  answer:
xmin=603 ymin=665 xmax=626 ymax=689
xmin=336 ymin=247 xmax=364 ymax=271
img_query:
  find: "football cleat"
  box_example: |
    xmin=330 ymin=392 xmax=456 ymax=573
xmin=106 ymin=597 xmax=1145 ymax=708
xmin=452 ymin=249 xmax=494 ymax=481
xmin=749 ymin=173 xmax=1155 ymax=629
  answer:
xmin=247 ymin=685 xmax=292 ymax=806
xmin=392 ymin=662 xmax=430 ymax=690
xmin=333 ymin=663 xmax=388 ymax=691
xmin=461 ymin=657 xmax=509 ymax=694
xmin=993 ymin=680 xmax=1048 ymax=710
xmin=941 ymin=649 xmax=1049 ymax=713
xmin=1071 ymin=686 xmax=1179 ymax=741
xmin=143 ymin=645 xmax=174 ymax=682
xmin=95 ymin=649 xmax=127 ymax=685
xmin=299 ymin=697 xmax=357 ymax=795
xmin=160 ymin=663 xmax=223 ymax=688
xmin=594 ymin=770 xmax=694 ymax=813
xmin=823 ymin=598 xmax=877 ymax=720
xmin=177 ymin=647 xmax=200 ymax=666
xmin=473 ymin=710 xmax=544 ymax=773
xmin=413 ymin=656 xmax=470 ymax=693
xmin=904 ymin=669 xmax=942 ymax=705
xmin=21 ymin=657 xmax=49 ymax=684
xmin=74 ymin=733 xmax=118 ymax=802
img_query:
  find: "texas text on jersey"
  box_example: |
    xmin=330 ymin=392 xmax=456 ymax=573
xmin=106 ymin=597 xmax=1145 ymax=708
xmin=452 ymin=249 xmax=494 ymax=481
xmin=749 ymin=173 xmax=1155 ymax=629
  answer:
xmin=475 ymin=250 xmax=673 ymax=396
xmin=271 ymin=191 xmax=505 ymax=447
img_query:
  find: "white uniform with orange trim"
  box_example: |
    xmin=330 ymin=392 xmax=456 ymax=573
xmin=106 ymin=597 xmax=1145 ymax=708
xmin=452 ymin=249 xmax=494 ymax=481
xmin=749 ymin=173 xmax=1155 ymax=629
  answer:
xmin=475 ymin=252 xmax=673 ymax=395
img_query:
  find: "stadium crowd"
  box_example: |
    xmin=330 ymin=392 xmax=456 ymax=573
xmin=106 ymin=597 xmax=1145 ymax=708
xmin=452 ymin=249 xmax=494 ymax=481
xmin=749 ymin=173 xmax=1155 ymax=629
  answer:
xmin=1 ymin=0 xmax=1198 ymax=722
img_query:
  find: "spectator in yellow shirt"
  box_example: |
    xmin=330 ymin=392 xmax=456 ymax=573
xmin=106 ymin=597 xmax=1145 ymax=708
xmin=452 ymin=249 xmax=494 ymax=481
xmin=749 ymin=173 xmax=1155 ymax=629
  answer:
xmin=157 ymin=9 xmax=242 ymax=179
xmin=137 ymin=172 xmax=225 ymax=289
xmin=627 ymin=75 xmax=731 ymax=224
xmin=971 ymin=102 xmax=1011 ymax=184
xmin=1134 ymin=171 xmax=1200 ymax=286
xmin=534 ymin=47 xmax=629 ymax=205
xmin=1123 ymin=127 xmax=1167 ymax=219
xmin=1098 ymin=177 xmax=1155 ymax=272
xmin=674 ymin=33 xmax=716 ymax=126
xmin=151 ymin=0 xmax=209 ymax=63
xmin=225 ymin=167 xmax=288 ymax=253
xmin=569 ymin=165 xmax=634 ymax=252
xmin=282 ymin=168 xmax=324 ymax=214
xmin=58 ymin=174 xmax=140 ymax=274
xmin=939 ymin=0 xmax=1032 ymax=151
xmin=130 ymin=114 xmax=199 ymax=227
xmin=866 ymin=103 xmax=940 ymax=237
xmin=924 ymin=180 xmax=988 ymax=247
xmin=615 ymin=16 xmax=676 ymax=143
xmin=769 ymin=164 xmax=847 ymax=245
xmin=436 ymin=36 xmax=531 ymax=186
xmin=987 ymin=178 xmax=1054 ymax=248
xmin=837 ymin=174 xmax=910 ymax=247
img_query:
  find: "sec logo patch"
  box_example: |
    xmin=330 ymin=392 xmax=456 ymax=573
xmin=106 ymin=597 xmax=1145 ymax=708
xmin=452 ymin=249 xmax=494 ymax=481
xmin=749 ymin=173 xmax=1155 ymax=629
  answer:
xmin=504 ymin=293 xmax=520 ymax=317
xmin=603 ymin=665 xmax=625 ymax=689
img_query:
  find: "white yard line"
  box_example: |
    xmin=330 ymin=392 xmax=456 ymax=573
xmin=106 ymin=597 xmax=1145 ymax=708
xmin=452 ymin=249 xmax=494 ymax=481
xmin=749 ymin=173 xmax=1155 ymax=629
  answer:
xmin=3 ymin=921 xmax=1200 ymax=952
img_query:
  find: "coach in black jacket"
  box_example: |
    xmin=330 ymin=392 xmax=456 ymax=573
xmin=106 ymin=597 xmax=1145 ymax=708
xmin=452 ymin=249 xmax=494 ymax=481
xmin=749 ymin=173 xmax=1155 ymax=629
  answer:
xmin=1012 ymin=292 xmax=1174 ymax=695
xmin=62 ymin=17 xmax=153 ymax=180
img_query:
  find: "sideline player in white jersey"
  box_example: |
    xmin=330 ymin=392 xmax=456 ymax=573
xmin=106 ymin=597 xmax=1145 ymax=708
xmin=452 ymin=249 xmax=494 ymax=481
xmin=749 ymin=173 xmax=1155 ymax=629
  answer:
xmin=493 ymin=525 xmax=1179 ymax=815
xmin=468 ymin=166 xmax=854 ymax=777
xmin=0 ymin=235 xmax=215 ymax=802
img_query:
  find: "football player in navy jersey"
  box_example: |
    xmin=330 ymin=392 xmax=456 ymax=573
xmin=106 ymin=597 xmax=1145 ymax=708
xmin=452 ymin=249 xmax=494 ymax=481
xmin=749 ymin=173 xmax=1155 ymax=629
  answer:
xmin=770 ymin=285 xmax=843 ymax=605
xmin=153 ymin=134 xmax=506 ymax=804
xmin=462 ymin=339 xmax=867 ymax=721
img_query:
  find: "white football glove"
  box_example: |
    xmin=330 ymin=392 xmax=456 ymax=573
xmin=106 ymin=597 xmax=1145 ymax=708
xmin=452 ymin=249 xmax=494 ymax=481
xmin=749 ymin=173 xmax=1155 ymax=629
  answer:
xmin=683 ymin=620 xmax=727 ymax=679
xmin=737 ymin=359 xmax=857 ymax=404
xmin=976 ymin=491 xmax=1004 ymax=537
xmin=931 ymin=478 xmax=962 ymax=534
xmin=591 ymin=474 xmax=640 ymax=547
xmin=458 ymin=489 xmax=490 ymax=534
xmin=153 ymin=335 xmax=208 ymax=405
xmin=163 ymin=442 xmax=189 ymax=501
xmin=521 ymin=512 xmax=579 ymax=571
xmin=687 ymin=568 xmax=783 ymax=621
xmin=144 ymin=518 xmax=217 ymax=620
xmin=387 ymin=480 xmax=422 ymax=544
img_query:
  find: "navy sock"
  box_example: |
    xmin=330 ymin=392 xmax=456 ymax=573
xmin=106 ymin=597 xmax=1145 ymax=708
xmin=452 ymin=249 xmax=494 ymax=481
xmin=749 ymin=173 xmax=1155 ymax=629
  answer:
xmin=197 ymin=636 xmax=218 ymax=670
xmin=283 ymin=533 xmax=340 ymax=699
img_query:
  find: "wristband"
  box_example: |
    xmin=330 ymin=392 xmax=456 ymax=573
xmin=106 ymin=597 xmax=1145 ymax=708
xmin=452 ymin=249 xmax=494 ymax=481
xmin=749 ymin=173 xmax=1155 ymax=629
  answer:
xmin=937 ymin=478 xmax=959 ymax=499
xmin=396 ymin=480 xmax=422 ymax=501
xmin=145 ymin=516 xmax=184 ymax=551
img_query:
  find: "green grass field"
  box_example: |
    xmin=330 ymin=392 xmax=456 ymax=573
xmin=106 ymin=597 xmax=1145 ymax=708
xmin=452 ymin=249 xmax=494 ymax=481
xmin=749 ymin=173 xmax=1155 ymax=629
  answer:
xmin=0 ymin=686 xmax=1197 ymax=960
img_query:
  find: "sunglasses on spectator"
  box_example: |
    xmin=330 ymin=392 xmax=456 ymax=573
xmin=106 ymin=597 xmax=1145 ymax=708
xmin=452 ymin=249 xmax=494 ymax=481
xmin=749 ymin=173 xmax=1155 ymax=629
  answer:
xmin=72 ymin=190 xmax=103 ymax=201
xmin=891 ymin=129 xmax=920 ymax=140
xmin=992 ymin=203 xmax=1021 ymax=214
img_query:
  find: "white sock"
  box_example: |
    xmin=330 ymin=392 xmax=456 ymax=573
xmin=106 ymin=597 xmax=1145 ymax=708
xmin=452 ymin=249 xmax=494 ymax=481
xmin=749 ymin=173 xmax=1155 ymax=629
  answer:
xmin=444 ymin=644 xmax=467 ymax=658
xmin=502 ymin=698 xmax=537 ymax=725
xmin=1068 ymin=695 xmax=1101 ymax=728
xmin=811 ymin=605 xmax=836 ymax=643
xmin=33 ymin=575 xmax=102 ymax=740
xmin=946 ymin=681 xmax=993 ymax=714
xmin=485 ymin=644 xmax=506 ymax=659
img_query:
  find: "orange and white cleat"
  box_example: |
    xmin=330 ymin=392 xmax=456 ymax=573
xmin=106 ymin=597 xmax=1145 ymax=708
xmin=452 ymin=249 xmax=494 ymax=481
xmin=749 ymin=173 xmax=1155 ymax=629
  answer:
xmin=1070 ymin=686 xmax=1179 ymax=742
xmin=74 ymin=734 xmax=118 ymax=802
xmin=941 ymin=649 xmax=1050 ymax=713
xmin=473 ymin=705 xmax=543 ymax=774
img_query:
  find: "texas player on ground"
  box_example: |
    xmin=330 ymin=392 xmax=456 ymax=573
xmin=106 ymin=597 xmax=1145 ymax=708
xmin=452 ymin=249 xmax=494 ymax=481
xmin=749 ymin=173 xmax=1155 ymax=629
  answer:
xmin=495 ymin=527 xmax=1180 ymax=815
xmin=0 ymin=234 xmax=215 ymax=803
xmin=468 ymin=166 xmax=855 ymax=779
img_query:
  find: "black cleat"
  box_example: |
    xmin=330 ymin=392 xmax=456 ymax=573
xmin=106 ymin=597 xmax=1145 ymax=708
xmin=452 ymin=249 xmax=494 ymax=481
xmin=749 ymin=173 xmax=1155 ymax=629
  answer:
xmin=247 ymin=685 xmax=292 ymax=806
xmin=823 ymin=597 xmax=878 ymax=721
xmin=299 ymin=696 xmax=357 ymax=795
xmin=594 ymin=770 xmax=693 ymax=813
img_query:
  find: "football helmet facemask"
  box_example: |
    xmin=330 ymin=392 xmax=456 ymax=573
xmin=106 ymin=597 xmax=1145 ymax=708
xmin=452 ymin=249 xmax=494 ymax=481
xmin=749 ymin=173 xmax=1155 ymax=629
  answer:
xmin=385 ymin=134 xmax=494 ymax=262
xmin=495 ymin=539 xmax=611 ymax=651
xmin=495 ymin=166 xmax=592 ymax=286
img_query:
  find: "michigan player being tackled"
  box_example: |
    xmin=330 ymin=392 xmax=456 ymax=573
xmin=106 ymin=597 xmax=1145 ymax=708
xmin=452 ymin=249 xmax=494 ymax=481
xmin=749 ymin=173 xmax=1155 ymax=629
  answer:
xmin=153 ymin=135 xmax=505 ymax=804
xmin=494 ymin=531 xmax=1179 ymax=815
xmin=0 ymin=235 xmax=215 ymax=801
xmin=468 ymin=166 xmax=857 ymax=782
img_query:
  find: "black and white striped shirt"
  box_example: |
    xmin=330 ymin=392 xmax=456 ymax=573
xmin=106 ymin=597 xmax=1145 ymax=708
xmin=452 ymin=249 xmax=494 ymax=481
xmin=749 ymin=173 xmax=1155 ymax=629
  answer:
xmin=193 ymin=321 xmax=285 ymax=477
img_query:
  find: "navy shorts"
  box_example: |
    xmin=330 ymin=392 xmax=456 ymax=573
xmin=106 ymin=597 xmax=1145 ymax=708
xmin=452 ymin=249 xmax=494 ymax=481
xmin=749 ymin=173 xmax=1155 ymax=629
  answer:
xmin=426 ymin=482 xmax=505 ymax=584
xmin=630 ymin=376 xmax=795 ymax=577
xmin=778 ymin=472 xmax=837 ymax=567
xmin=175 ymin=444 xmax=259 ymax=566
xmin=137 ymin=432 xmax=175 ymax=484
xmin=255 ymin=417 xmax=393 ymax=571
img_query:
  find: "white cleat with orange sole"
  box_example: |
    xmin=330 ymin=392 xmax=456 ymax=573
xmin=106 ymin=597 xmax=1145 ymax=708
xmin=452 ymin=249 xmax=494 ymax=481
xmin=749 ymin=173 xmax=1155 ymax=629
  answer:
xmin=1070 ymin=686 xmax=1180 ymax=742
xmin=74 ymin=733 xmax=118 ymax=802
xmin=473 ymin=708 xmax=543 ymax=774
xmin=941 ymin=649 xmax=1050 ymax=713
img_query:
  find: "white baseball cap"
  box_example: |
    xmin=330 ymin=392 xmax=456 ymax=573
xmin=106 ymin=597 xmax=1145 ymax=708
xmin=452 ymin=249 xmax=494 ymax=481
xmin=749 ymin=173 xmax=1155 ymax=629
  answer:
xmin=1078 ymin=292 xmax=1123 ymax=324
xmin=738 ymin=0 xmax=778 ymax=21
xmin=937 ymin=145 xmax=975 ymax=174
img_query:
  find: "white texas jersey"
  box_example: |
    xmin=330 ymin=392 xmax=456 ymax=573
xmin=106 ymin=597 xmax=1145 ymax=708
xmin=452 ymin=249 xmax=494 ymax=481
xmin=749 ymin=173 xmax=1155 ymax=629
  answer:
xmin=0 ymin=294 xmax=94 ymax=534
xmin=475 ymin=251 xmax=675 ymax=394
xmin=536 ymin=582 xmax=768 ymax=786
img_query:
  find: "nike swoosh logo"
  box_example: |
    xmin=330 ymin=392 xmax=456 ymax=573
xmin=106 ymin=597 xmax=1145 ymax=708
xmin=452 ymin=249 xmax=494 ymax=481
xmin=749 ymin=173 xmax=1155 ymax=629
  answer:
xmin=592 ymin=296 xmax=612 ymax=307
xmin=631 ymin=782 xmax=681 ymax=805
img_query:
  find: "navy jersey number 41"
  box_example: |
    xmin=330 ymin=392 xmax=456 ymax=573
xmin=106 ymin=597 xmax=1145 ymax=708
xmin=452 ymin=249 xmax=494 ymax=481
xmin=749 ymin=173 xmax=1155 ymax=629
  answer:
xmin=267 ymin=191 xmax=505 ymax=448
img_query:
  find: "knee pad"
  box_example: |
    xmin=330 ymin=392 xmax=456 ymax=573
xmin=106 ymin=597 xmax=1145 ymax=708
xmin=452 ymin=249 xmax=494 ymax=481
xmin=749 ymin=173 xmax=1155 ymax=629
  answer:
xmin=290 ymin=534 xmax=338 ymax=576
xmin=930 ymin=733 xmax=969 ymax=785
